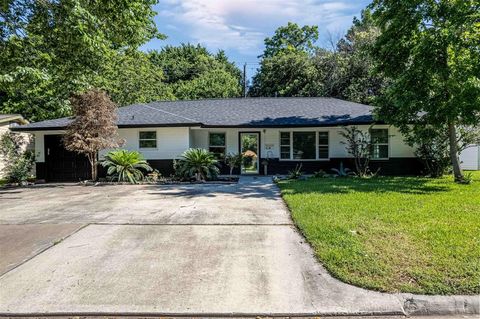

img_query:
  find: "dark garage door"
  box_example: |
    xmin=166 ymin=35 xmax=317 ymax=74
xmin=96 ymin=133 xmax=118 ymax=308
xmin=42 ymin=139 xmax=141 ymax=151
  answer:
xmin=45 ymin=135 xmax=91 ymax=182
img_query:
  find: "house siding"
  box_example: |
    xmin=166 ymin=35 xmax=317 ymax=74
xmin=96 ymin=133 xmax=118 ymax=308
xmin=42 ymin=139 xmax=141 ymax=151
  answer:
xmin=31 ymin=125 xmax=424 ymax=181
xmin=190 ymin=126 xmax=422 ymax=176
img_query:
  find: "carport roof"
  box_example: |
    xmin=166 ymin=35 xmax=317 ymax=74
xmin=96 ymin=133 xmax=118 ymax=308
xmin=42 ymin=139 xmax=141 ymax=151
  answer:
xmin=13 ymin=97 xmax=377 ymax=131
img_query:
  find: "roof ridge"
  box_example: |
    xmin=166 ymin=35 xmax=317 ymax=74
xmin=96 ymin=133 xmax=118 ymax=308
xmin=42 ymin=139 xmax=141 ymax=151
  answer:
xmin=141 ymin=96 xmax=339 ymax=104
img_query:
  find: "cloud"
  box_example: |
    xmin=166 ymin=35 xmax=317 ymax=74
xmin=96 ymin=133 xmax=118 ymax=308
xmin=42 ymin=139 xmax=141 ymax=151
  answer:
xmin=158 ymin=0 xmax=363 ymax=55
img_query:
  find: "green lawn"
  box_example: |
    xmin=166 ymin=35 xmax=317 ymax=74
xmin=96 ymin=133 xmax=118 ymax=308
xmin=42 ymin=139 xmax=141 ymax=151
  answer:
xmin=278 ymin=172 xmax=480 ymax=295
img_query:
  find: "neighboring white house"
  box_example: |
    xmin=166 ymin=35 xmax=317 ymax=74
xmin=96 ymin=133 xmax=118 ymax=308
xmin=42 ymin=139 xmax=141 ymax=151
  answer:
xmin=13 ymin=98 xmax=424 ymax=182
xmin=0 ymin=114 xmax=30 ymax=178
xmin=460 ymin=145 xmax=480 ymax=170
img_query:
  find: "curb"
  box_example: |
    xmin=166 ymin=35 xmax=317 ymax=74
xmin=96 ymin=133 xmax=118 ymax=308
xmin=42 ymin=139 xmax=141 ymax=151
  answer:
xmin=399 ymin=293 xmax=480 ymax=316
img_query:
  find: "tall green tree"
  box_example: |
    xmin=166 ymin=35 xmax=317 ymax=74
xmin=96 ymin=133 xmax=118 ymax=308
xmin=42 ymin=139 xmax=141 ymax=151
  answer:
xmin=371 ymin=0 xmax=480 ymax=182
xmin=262 ymin=22 xmax=319 ymax=58
xmin=250 ymin=51 xmax=323 ymax=97
xmin=250 ymin=23 xmax=322 ymax=97
xmin=334 ymin=9 xmax=386 ymax=104
xmin=0 ymin=0 xmax=163 ymax=121
xmin=149 ymin=44 xmax=242 ymax=99
xmin=251 ymin=18 xmax=386 ymax=101
xmin=99 ymin=51 xmax=174 ymax=106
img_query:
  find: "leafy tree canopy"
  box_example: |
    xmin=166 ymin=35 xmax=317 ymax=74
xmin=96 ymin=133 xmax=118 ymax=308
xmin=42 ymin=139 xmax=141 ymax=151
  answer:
xmin=263 ymin=22 xmax=319 ymax=58
xmin=370 ymin=0 xmax=480 ymax=182
xmin=0 ymin=0 xmax=164 ymax=121
xmin=149 ymin=44 xmax=242 ymax=99
xmin=251 ymin=14 xmax=386 ymax=102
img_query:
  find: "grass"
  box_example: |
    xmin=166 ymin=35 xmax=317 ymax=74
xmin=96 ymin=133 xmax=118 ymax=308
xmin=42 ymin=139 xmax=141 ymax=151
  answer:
xmin=278 ymin=172 xmax=480 ymax=295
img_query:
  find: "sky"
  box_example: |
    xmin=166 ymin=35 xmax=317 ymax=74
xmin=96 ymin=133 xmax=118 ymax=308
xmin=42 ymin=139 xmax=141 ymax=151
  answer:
xmin=141 ymin=0 xmax=371 ymax=76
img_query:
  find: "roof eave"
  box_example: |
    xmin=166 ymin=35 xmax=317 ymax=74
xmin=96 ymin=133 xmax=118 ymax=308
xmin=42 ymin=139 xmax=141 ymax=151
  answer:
xmin=11 ymin=122 xmax=203 ymax=132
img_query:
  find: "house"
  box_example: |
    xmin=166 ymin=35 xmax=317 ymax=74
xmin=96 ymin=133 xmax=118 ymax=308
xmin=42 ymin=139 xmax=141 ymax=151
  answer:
xmin=0 ymin=114 xmax=30 ymax=178
xmin=460 ymin=145 xmax=480 ymax=170
xmin=12 ymin=98 xmax=424 ymax=182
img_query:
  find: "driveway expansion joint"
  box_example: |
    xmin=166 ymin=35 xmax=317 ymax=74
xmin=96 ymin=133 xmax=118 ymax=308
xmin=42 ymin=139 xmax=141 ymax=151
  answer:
xmin=0 ymin=223 xmax=88 ymax=278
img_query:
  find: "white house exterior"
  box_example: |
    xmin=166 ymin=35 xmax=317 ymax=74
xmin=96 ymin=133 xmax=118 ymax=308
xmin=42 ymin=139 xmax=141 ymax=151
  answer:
xmin=14 ymin=98 xmax=424 ymax=181
xmin=460 ymin=145 xmax=480 ymax=170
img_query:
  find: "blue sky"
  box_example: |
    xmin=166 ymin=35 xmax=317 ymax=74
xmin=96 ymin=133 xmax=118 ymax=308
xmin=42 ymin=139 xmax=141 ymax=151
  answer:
xmin=141 ymin=0 xmax=371 ymax=75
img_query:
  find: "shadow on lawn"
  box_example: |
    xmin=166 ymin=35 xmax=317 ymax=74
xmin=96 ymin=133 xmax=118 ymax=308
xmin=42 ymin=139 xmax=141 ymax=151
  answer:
xmin=282 ymin=176 xmax=450 ymax=195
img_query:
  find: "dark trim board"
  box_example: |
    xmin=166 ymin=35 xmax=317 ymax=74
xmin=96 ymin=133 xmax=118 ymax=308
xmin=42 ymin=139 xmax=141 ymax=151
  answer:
xmin=141 ymin=157 xmax=424 ymax=177
xmin=262 ymin=158 xmax=425 ymax=176
xmin=36 ymin=157 xmax=425 ymax=182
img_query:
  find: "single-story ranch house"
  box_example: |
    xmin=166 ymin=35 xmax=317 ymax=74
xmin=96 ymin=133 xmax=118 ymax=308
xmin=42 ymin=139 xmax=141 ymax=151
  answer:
xmin=13 ymin=97 xmax=425 ymax=182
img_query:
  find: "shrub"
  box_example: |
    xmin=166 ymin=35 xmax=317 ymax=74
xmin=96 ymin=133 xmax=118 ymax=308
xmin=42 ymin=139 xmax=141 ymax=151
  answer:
xmin=0 ymin=132 xmax=34 ymax=183
xmin=101 ymin=150 xmax=152 ymax=184
xmin=313 ymin=169 xmax=327 ymax=178
xmin=287 ymin=164 xmax=303 ymax=180
xmin=331 ymin=162 xmax=355 ymax=177
xmin=175 ymin=148 xmax=220 ymax=181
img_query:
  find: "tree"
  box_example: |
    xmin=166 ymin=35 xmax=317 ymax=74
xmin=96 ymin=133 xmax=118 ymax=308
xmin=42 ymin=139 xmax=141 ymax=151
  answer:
xmin=263 ymin=22 xmax=319 ymax=58
xmin=149 ymin=44 xmax=242 ymax=99
xmin=99 ymin=51 xmax=174 ymax=106
xmin=250 ymin=51 xmax=323 ymax=97
xmin=339 ymin=126 xmax=375 ymax=177
xmin=404 ymin=125 xmax=480 ymax=178
xmin=63 ymin=89 xmax=121 ymax=181
xmin=334 ymin=9 xmax=387 ymax=104
xmin=250 ymin=17 xmax=386 ymax=101
xmin=370 ymin=0 xmax=480 ymax=183
xmin=224 ymin=152 xmax=242 ymax=176
xmin=1 ymin=0 xmax=162 ymax=121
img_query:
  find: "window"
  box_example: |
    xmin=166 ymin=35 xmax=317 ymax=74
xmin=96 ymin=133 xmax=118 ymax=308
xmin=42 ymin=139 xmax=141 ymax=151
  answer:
xmin=280 ymin=131 xmax=329 ymax=160
xmin=280 ymin=132 xmax=291 ymax=159
xmin=139 ymin=131 xmax=157 ymax=148
xmin=370 ymin=129 xmax=389 ymax=159
xmin=293 ymin=132 xmax=316 ymax=159
xmin=318 ymin=132 xmax=329 ymax=159
xmin=209 ymin=132 xmax=226 ymax=158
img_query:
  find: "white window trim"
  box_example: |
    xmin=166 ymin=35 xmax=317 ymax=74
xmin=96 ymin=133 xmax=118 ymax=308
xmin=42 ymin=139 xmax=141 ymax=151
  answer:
xmin=279 ymin=130 xmax=330 ymax=161
xmin=370 ymin=128 xmax=390 ymax=160
xmin=208 ymin=132 xmax=226 ymax=153
xmin=138 ymin=130 xmax=158 ymax=150
xmin=318 ymin=131 xmax=330 ymax=160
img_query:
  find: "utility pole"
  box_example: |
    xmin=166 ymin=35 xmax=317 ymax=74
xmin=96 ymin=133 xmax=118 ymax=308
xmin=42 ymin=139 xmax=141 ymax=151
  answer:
xmin=243 ymin=63 xmax=247 ymax=98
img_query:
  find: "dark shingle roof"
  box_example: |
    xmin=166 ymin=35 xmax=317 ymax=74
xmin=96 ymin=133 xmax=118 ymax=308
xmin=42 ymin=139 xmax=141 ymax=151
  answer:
xmin=14 ymin=97 xmax=376 ymax=131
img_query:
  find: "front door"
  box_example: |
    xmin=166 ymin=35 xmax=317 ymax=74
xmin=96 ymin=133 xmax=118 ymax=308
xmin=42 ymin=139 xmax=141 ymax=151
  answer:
xmin=239 ymin=132 xmax=260 ymax=174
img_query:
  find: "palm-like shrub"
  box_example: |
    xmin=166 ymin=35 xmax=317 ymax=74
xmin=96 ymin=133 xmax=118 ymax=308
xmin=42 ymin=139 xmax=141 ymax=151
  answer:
xmin=101 ymin=150 xmax=152 ymax=184
xmin=175 ymin=148 xmax=220 ymax=181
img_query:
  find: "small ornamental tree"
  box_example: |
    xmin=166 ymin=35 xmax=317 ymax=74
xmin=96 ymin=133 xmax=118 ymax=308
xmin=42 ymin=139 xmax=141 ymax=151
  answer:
xmin=340 ymin=126 xmax=374 ymax=177
xmin=63 ymin=89 xmax=121 ymax=181
xmin=224 ymin=152 xmax=242 ymax=176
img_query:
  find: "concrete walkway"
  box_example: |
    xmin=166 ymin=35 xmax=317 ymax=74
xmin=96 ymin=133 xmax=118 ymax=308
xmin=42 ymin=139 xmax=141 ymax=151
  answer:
xmin=0 ymin=177 xmax=478 ymax=316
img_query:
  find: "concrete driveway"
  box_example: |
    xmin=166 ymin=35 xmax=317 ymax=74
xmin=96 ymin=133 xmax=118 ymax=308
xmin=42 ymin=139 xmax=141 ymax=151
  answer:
xmin=0 ymin=177 xmax=476 ymax=316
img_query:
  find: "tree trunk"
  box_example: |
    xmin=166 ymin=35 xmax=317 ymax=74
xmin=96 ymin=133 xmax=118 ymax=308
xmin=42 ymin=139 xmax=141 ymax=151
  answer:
xmin=89 ymin=152 xmax=98 ymax=181
xmin=448 ymin=123 xmax=464 ymax=183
